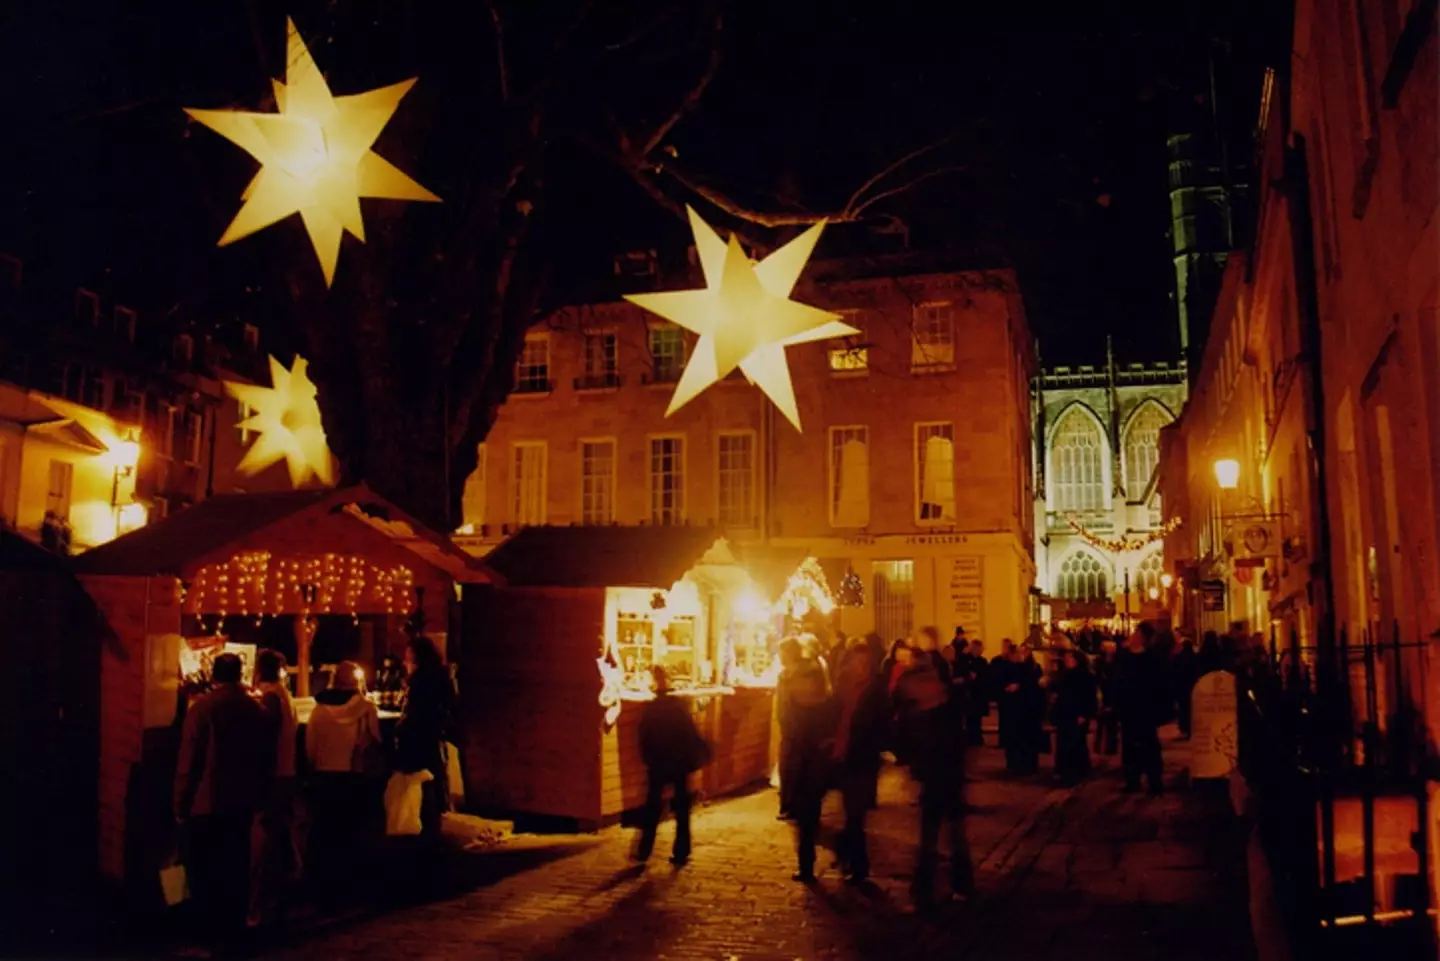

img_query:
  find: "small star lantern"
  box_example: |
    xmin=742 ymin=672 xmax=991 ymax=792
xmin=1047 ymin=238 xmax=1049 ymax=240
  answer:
xmin=225 ymin=355 xmax=336 ymax=488
xmin=625 ymin=207 xmax=857 ymax=430
xmin=186 ymin=18 xmax=440 ymax=285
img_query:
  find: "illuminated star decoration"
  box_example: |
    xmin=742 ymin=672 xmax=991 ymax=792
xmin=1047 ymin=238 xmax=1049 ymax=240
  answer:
xmin=185 ymin=18 xmax=440 ymax=286
xmin=224 ymin=355 xmax=337 ymax=489
xmin=625 ymin=207 xmax=858 ymax=430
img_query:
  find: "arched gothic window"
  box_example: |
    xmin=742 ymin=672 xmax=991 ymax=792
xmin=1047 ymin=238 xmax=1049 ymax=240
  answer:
xmin=1135 ymin=551 xmax=1163 ymax=597
xmin=1123 ymin=402 xmax=1172 ymax=496
xmin=1058 ymin=552 xmax=1110 ymax=602
xmin=1051 ymin=407 xmax=1105 ymax=511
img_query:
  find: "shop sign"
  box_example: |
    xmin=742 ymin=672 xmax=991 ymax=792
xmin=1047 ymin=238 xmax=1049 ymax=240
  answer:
xmin=904 ymin=534 xmax=970 ymax=546
xmin=1202 ymin=580 xmax=1227 ymax=611
xmin=947 ymin=555 xmax=984 ymax=633
xmin=1226 ymin=519 xmax=1282 ymax=561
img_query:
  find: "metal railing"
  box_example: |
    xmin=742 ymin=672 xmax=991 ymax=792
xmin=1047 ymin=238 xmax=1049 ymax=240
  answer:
xmin=1237 ymin=620 xmax=1434 ymax=956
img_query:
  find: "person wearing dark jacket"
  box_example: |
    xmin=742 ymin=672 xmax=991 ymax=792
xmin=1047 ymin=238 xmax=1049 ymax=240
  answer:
xmin=636 ymin=667 xmax=708 ymax=866
xmin=1051 ymin=650 xmax=1099 ymax=784
xmin=895 ymin=628 xmax=973 ymax=910
xmin=1112 ymin=627 xmax=1165 ymax=794
xmin=989 ymin=639 xmax=1017 ymax=747
xmin=1001 ymin=646 xmax=1043 ymax=774
xmin=774 ymin=637 xmax=805 ymax=820
xmin=1173 ymin=638 xmax=1199 ymax=739
xmin=962 ymin=640 xmax=989 ymax=746
xmin=785 ymin=657 xmax=835 ymax=882
xmin=831 ymin=642 xmax=888 ymax=883
xmin=174 ymin=653 xmax=268 ymax=940
xmin=395 ymin=636 xmax=455 ymax=840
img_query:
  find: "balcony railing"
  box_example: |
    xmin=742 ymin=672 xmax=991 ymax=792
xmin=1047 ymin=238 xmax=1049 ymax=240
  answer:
xmin=641 ymin=363 xmax=683 ymax=386
xmin=573 ymin=372 xmax=622 ymax=391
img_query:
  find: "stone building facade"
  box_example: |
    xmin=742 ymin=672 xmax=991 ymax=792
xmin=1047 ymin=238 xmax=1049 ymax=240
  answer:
xmin=458 ymin=254 xmax=1038 ymax=652
xmin=1033 ymin=355 xmax=1188 ymax=623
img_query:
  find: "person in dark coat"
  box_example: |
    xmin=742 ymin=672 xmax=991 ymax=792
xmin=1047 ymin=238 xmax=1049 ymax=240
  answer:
xmin=1001 ymin=646 xmax=1043 ymax=774
xmin=1173 ymin=638 xmax=1199 ymax=740
xmin=989 ymin=638 xmax=1017 ymax=747
xmin=395 ymin=636 xmax=455 ymax=841
xmin=1051 ymin=650 xmax=1098 ymax=784
xmin=894 ymin=628 xmax=972 ymax=910
xmin=784 ymin=657 xmax=835 ymax=882
xmin=1093 ymin=641 xmax=1120 ymax=755
xmin=1112 ymin=626 xmax=1165 ymax=794
xmin=635 ymin=666 xmax=707 ymax=866
xmin=962 ymin=640 xmax=989 ymax=746
xmin=174 ymin=653 xmax=268 ymax=941
xmin=774 ymin=637 xmax=805 ymax=820
xmin=831 ymin=641 xmax=888 ymax=883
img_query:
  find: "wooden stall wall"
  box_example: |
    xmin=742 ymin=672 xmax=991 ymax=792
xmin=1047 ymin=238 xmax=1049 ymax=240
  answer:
xmin=704 ymin=689 xmax=774 ymax=798
xmin=1 ymin=565 xmax=104 ymax=930
xmin=81 ymin=574 xmax=180 ymax=881
xmin=600 ymin=701 xmax=650 ymax=820
xmin=459 ymin=586 xmax=607 ymax=827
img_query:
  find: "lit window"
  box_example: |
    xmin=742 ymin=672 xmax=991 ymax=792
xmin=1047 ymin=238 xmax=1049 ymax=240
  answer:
xmin=1123 ymin=402 xmax=1171 ymax=496
xmin=915 ymin=422 xmax=956 ymax=523
xmin=1058 ymin=552 xmax=1109 ymax=602
xmin=649 ymin=436 xmax=685 ymax=525
xmin=828 ymin=310 xmax=869 ymax=373
xmin=460 ymin=444 xmax=486 ymax=530
xmin=828 ymin=426 xmax=869 ymax=528
xmin=1051 ymin=406 xmax=1106 ymax=511
xmin=717 ymin=432 xmax=755 ymax=529
xmin=911 ymin=303 xmax=955 ymax=370
xmin=580 ymin=439 xmax=616 ymax=525
xmin=648 ymin=325 xmax=687 ymax=383
xmin=46 ymin=460 xmax=74 ymax=520
xmin=511 ymin=442 xmax=547 ymax=526
xmin=580 ymin=333 xmax=619 ymax=389
xmin=872 ymin=560 xmax=914 ymax=640
xmin=1134 ymin=551 xmax=1163 ymax=597
xmin=514 ymin=334 xmax=551 ymax=394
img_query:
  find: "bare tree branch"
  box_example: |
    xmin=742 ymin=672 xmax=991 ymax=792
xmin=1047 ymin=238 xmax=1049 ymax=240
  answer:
xmin=849 ymin=164 xmax=970 ymax=217
xmin=488 ymin=2 xmax=510 ymax=101
xmin=641 ymin=13 xmax=724 ymax=157
xmin=842 ymin=134 xmax=956 ymax=214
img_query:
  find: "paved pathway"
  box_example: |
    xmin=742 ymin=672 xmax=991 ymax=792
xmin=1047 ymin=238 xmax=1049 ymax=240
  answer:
xmin=253 ymin=730 xmax=1255 ymax=961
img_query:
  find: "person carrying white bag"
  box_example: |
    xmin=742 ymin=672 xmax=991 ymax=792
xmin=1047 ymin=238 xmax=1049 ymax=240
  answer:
xmin=384 ymin=769 xmax=435 ymax=836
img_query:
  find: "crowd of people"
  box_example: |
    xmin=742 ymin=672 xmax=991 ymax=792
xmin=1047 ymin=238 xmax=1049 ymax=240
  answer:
xmin=171 ymin=635 xmax=456 ymax=949
xmin=632 ymin=618 xmax=1255 ymax=913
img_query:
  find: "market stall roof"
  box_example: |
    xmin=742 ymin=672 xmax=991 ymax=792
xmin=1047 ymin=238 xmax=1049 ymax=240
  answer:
xmin=735 ymin=546 xmax=848 ymax=598
xmin=72 ymin=484 xmax=491 ymax=583
xmin=483 ymin=525 xmax=731 ymax=589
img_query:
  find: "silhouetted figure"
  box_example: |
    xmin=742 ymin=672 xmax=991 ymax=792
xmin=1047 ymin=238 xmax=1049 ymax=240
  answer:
xmin=1002 ymin=646 xmax=1043 ymax=774
xmin=895 ymin=627 xmax=972 ymax=910
xmin=395 ymin=636 xmax=454 ymax=842
xmin=636 ymin=667 xmax=708 ymax=866
xmin=783 ymin=657 xmax=834 ymax=882
xmin=832 ymin=641 xmax=887 ymax=883
xmin=174 ymin=653 xmax=267 ymax=943
xmin=1173 ymin=638 xmax=1199 ymax=739
xmin=1051 ymin=650 xmax=1098 ymax=784
xmin=1113 ymin=626 xmax=1165 ymax=794
xmin=774 ymin=637 xmax=805 ymax=820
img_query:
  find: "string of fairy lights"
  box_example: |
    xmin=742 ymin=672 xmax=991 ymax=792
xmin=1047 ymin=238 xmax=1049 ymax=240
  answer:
xmin=182 ymin=550 xmax=416 ymax=634
xmin=1063 ymin=513 xmax=1182 ymax=554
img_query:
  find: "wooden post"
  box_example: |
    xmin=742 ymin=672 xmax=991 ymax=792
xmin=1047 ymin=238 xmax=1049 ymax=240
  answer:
xmin=293 ymin=615 xmax=315 ymax=697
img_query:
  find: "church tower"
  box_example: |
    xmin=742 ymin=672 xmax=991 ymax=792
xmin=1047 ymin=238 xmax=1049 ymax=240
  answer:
xmin=1167 ymin=130 xmax=1235 ymax=379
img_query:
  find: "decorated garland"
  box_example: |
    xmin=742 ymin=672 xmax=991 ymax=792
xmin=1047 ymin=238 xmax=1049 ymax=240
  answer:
xmin=1065 ymin=514 xmax=1181 ymax=553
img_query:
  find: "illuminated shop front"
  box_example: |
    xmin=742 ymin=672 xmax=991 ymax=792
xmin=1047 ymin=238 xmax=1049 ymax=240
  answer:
xmin=463 ymin=526 xmax=824 ymax=828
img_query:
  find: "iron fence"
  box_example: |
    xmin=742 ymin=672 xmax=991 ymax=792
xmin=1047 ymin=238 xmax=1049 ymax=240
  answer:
xmin=1238 ymin=620 xmax=1434 ymax=955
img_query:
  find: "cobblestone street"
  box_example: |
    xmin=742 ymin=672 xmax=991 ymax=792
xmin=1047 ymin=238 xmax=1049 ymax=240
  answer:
xmin=251 ymin=730 xmax=1255 ymax=961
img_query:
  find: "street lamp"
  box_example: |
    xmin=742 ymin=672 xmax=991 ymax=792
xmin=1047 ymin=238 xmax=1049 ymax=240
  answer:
xmin=1213 ymin=458 xmax=1240 ymax=490
xmin=1160 ymin=572 xmax=1174 ymax=590
xmin=1147 ymin=587 xmax=1160 ymax=600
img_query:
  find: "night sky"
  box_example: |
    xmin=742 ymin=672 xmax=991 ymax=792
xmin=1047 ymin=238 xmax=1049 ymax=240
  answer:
xmin=0 ymin=0 xmax=1291 ymax=367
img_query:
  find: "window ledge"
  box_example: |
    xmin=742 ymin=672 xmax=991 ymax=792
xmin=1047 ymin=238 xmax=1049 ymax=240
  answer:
xmin=909 ymin=363 xmax=957 ymax=375
xmin=575 ymin=385 xmax=621 ymax=396
xmin=829 ymin=369 xmax=870 ymax=378
xmin=510 ymin=389 xmax=552 ymax=400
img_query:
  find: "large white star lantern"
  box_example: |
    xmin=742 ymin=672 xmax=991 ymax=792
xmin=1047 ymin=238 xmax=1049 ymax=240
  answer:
xmin=225 ymin=355 xmax=337 ymax=488
xmin=186 ymin=18 xmax=440 ymax=286
xmin=625 ymin=207 xmax=857 ymax=430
